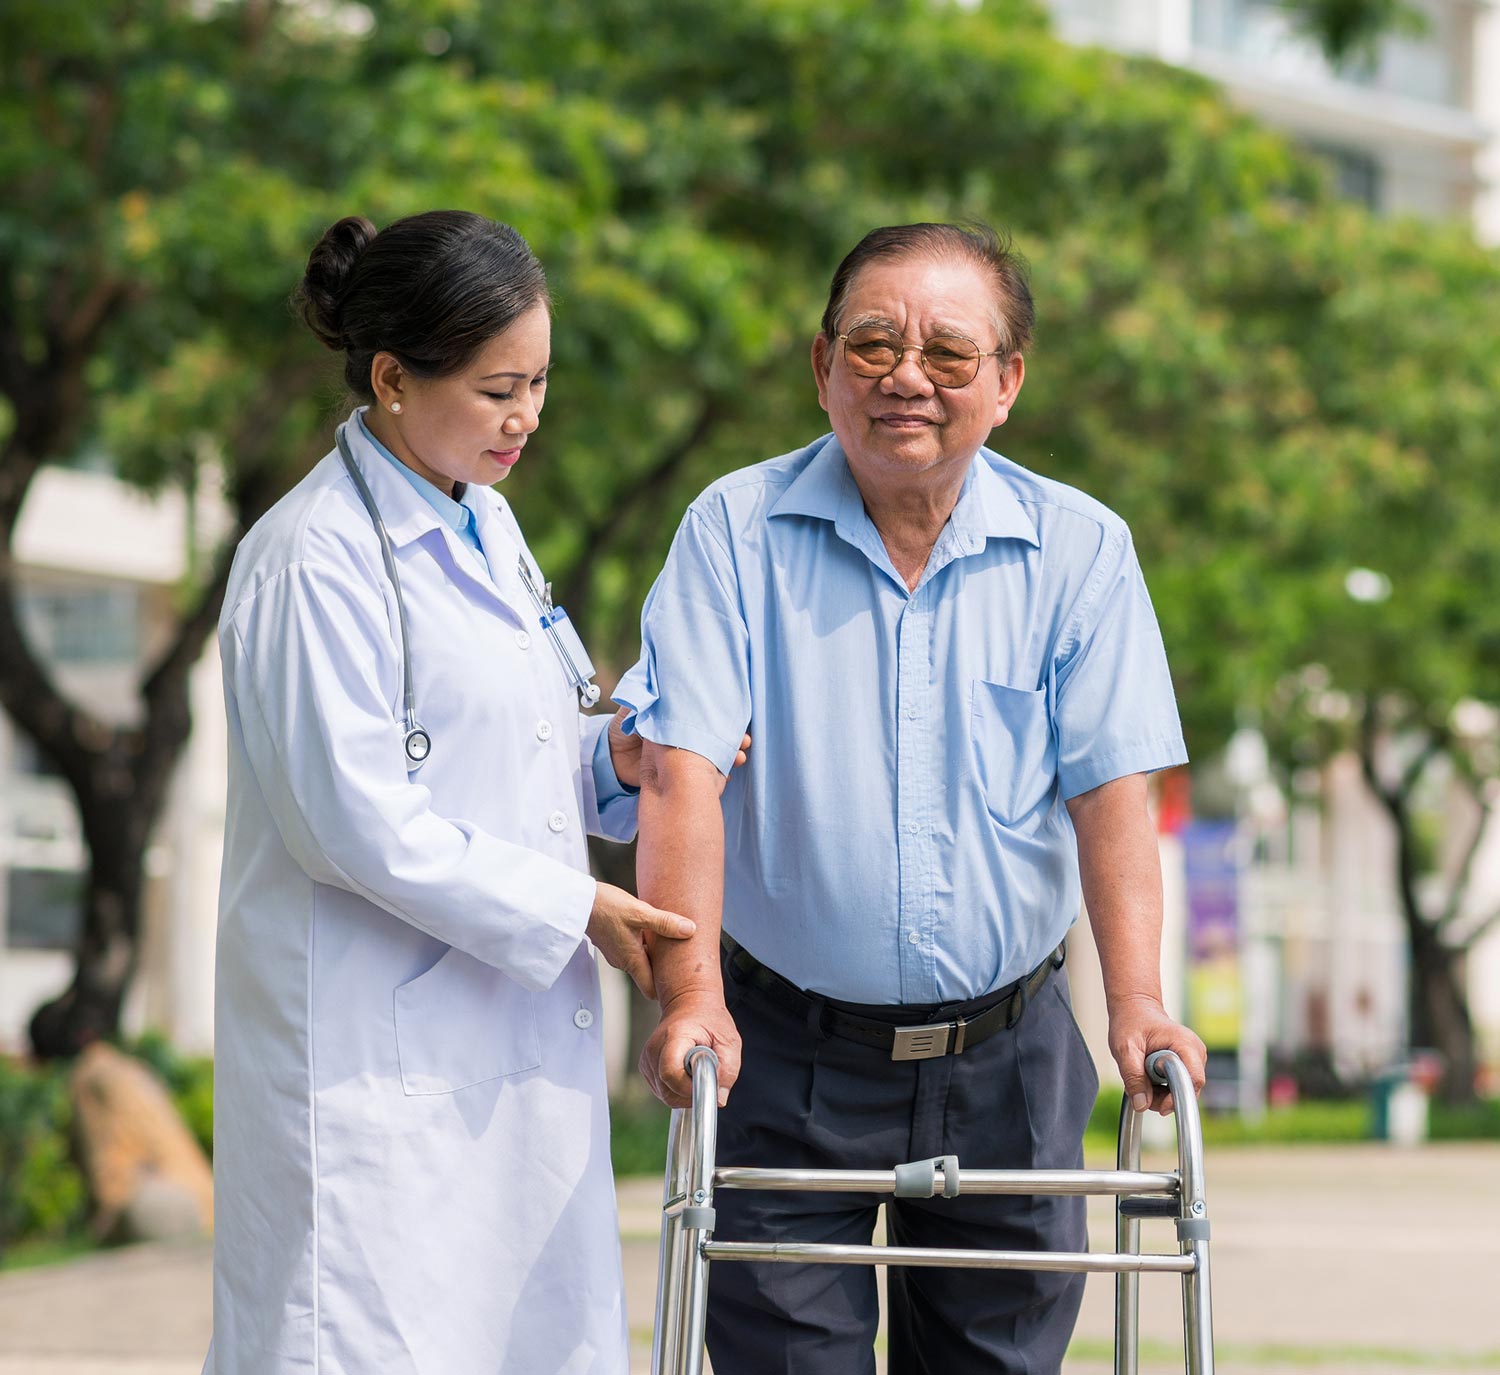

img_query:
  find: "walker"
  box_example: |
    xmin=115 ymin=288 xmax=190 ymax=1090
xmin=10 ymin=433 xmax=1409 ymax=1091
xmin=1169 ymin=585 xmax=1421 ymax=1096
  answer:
xmin=650 ymin=1047 xmax=1214 ymax=1374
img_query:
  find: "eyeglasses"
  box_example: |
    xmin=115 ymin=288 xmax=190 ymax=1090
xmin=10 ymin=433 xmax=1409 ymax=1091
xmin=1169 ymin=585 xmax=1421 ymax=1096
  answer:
xmin=837 ymin=325 xmax=1001 ymax=390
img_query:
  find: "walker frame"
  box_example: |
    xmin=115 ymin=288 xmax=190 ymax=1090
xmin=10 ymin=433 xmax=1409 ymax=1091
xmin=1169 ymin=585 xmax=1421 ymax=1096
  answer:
xmin=650 ymin=1047 xmax=1214 ymax=1374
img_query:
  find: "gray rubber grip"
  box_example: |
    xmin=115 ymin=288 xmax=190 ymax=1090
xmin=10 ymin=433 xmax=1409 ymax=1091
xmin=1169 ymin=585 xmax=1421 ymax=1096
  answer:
xmin=1146 ymin=1050 xmax=1173 ymax=1085
xmin=893 ymin=1156 xmax=961 ymax=1198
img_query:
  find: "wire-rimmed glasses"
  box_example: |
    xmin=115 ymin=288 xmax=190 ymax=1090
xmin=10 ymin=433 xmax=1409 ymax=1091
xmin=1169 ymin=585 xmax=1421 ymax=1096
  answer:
xmin=837 ymin=325 xmax=1001 ymax=389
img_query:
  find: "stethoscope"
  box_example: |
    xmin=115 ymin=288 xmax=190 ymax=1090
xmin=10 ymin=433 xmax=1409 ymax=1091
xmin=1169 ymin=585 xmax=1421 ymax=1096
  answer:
xmin=335 ymin=423 xmax=599 ymax=770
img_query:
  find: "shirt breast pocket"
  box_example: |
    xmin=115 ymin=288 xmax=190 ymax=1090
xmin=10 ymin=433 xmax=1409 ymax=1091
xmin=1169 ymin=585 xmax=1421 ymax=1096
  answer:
xmin=393 ymin=946 xmax=541 ymax=1095
xmin=969 ymin=678 xmax=1057 ymax=828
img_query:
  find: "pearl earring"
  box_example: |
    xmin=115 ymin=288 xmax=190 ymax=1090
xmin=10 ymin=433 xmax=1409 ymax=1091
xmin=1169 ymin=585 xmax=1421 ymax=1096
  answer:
xmin=390 ymin=402 xmax=402 ymax=413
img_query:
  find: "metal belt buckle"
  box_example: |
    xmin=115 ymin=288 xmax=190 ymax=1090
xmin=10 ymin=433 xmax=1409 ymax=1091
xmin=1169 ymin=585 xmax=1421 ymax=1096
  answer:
xmin=891 ymin=1021 xmax=954 ymax=1061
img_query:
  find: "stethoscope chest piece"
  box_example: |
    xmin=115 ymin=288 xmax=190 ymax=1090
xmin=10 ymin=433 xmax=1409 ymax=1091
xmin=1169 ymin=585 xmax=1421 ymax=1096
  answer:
xmin=404 ymin=725 xmax=432 ymax=768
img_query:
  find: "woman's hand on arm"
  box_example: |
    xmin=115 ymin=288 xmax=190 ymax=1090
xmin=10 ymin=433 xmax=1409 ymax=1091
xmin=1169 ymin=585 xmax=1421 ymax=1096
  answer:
xmin=607 ymin=706 xmax=749 ymax=791
xmin=587 ymin=884 xmax=696 ymax=1001
xmin=1068 ymin=773 xmax=1206 ymax=1116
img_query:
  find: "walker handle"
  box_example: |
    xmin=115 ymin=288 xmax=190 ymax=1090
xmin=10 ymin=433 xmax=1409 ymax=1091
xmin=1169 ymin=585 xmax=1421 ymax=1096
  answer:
xmin=683 ymin=1044 xmax=719 ymax=1078
xmin=1145 ymin=1049 xmax=1178 ymax=1087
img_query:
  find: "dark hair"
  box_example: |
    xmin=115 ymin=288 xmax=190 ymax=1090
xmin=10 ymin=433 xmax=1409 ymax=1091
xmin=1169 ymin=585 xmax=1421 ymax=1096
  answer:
xmin=819 ymin=222 xmax=1035 ymax=356
xmin=294 ymin=211 xmax=549 ymax=398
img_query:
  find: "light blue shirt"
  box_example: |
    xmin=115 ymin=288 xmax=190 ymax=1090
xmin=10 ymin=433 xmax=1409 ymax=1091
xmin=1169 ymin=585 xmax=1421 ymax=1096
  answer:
xmin=616 ymin=433 xmax=1187 ymax=1004
xmin=355 ymin=410 xmax=634 ymax=812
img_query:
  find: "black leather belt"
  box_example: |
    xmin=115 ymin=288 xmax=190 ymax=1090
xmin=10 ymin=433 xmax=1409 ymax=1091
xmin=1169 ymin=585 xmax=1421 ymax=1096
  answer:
xmin=722 ymin=936 xmax=1066 ymax=1061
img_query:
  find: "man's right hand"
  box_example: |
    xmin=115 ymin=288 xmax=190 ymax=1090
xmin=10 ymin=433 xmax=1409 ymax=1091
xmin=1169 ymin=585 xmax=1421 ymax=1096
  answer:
xmin=640 ymin=992 xmax=742 ymax=1109
xmin=586 ymin=882 xmax=696 ymax=1002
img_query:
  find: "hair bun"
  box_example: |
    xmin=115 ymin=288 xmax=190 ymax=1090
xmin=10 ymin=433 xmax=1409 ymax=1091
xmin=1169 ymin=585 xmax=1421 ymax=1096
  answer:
xmin=295 ymin=215 xmax=377 ymax=350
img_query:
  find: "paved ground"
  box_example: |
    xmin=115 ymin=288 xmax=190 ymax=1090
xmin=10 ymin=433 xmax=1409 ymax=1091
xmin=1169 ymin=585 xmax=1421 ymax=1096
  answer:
xmin=0 ymin=1143 xmax=1495 ymax=1374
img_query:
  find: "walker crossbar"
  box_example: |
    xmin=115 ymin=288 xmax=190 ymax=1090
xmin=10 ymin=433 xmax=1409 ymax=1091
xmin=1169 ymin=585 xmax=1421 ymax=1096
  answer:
xmin=650 ymin=1046 xmax=1215 ymax=1375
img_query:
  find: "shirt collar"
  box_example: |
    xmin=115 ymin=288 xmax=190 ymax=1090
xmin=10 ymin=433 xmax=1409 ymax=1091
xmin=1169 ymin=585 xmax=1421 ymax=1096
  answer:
xmin=950 ymin=448 xmax=1040 ymax=552
xmin=768 ymin=433 xmax=1039 ymax=553
xmin=354 ymin=408 xmax=481 ymax=540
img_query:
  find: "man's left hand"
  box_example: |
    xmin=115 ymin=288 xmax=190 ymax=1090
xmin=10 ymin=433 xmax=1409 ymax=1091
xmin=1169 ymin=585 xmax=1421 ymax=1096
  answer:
xmin=1107 ymin=994 xmax=1207 ymax=1116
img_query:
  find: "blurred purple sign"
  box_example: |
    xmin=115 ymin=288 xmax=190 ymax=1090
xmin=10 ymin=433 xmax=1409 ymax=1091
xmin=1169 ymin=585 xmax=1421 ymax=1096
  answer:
xmin=1182 ymin=819 xmax=1241 ymax=1051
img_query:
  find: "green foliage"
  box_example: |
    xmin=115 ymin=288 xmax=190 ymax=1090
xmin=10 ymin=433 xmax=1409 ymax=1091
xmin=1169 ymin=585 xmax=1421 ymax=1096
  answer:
xmin=10 ymin=0 xmax=1495 ymax=738
xmin=0 ymin=1039 xmax=219 ymax=1260
xmin=0 ymin=1058 xmax=87 ymax=1254
xmin=1084 ymin=1087 xmax=1500 ymax=1148
xmin=5 ymin=0 xmax=1500 ymax=1066
xmin=609 ymin=1094 xmax=673 ymax=1178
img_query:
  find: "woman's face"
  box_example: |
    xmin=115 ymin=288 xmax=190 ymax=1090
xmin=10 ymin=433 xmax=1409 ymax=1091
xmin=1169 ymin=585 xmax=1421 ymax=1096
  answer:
xmin=368 ymin=301 xmax=552 ymax=494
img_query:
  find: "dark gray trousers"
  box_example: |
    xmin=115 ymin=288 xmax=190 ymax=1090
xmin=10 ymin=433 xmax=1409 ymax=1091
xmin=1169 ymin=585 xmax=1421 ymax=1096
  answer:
xmin=705 ymin=952 xmax=1099 ymax=1375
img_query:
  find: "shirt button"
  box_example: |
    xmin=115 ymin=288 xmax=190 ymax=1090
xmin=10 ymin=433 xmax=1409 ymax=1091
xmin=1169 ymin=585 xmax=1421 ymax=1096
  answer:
xmin=907 ymin=931 xmax=921 ymax=945
xmin=573 ymin=1007 xmax=595 ymax=1030
xmin=516 ymin=630 xmax=532 ymax=650
xmin=536 ymin=720 xmax=553 ymax=742
xmin=906 ymin=821 xmax=920 ymax=835
xmin=547 ymin=810 xmax=567 ymax=833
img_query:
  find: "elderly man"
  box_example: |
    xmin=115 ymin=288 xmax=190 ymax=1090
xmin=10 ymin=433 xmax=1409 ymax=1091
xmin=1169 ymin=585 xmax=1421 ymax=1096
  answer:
xmin=615 ymin=223 xmax=1206 ymax=1375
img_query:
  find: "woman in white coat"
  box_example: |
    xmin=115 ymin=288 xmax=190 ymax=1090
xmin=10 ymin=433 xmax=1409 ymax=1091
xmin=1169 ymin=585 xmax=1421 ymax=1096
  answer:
xmin=206 ymin=211 xmax=705 ymax=1375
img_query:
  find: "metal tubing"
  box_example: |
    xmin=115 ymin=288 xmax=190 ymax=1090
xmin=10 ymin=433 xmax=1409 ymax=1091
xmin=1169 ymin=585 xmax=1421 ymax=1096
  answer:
xmin=1151 ymin=1052 xmax=1215 ymax=1375
xmin=1114 ymin=1091 xmax=1146 ymax=1375
xmin=712 ymin=1166 xmax=1178 ymax=1196
xmin=677 ymin=1048 xmax=721 ymax=1375
xmin=650 ymin=1108 xmax=692 ymax=1375
xmin=653 ymin=1044 xmax=1216 ymax=1375
xmin=701 ymin=1241 xmax=1194 ymax=1274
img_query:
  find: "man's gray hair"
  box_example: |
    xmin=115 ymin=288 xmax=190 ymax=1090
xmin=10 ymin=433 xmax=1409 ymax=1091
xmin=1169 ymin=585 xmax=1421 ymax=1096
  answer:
xmin=819 ymin=222 xmax=1035 ymax=357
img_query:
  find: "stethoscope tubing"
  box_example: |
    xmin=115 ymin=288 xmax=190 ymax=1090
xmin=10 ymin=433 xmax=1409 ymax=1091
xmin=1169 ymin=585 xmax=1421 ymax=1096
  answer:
xmin=336 ymin=424 xmax=429 ymax=764
xmin=334 ymin=422 xmax=599 ymax=768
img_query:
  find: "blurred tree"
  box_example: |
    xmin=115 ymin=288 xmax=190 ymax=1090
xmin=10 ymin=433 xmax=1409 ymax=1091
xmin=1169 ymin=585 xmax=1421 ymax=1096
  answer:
xmin=1 ymin=0 xmax=1496 ymax=1097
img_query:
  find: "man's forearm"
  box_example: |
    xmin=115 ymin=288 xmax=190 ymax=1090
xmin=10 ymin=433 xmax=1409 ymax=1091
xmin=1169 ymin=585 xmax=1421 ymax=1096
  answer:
xmin=637 ymin=743 xmax=728 ymax=1007
xmin=1068 ymin=774 xmax=1165 ymax=1009
xmin=1069 ymin=771 xmax=1208 ymax=1109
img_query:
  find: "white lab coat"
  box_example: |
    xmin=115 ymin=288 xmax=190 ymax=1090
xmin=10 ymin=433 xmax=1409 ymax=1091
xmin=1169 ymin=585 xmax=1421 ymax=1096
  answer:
xmin=205 ymin=413 xmax=637 ymax=1375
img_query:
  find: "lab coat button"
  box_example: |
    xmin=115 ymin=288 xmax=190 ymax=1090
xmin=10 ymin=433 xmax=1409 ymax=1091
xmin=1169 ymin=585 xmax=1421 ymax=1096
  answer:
xmin=573 ymin=1007 xmax=595 ymax=1030
xmin=547 ymin=810 xmax=567 ymax=833
xmin=536 ymin=720 xmax=553 ymax=742
xmin=516 ymin=630 xmax=532 ymax=649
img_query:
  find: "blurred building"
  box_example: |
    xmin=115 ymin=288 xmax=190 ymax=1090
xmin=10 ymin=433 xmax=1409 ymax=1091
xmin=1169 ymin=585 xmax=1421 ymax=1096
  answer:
xmin=1046 ymin=0 xmax=1500 ymax=242
xmin=0 ymin=468 xmax=224 ymax=1054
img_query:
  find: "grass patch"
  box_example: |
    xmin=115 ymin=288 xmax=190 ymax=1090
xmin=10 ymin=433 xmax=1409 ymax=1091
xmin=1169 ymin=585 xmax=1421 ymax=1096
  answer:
xmin=1067 ymin=1336 xmax=1500 ymax=1369
xmin=610 ymin=1095 xmax=672 ymax=1177
xmin=1083 ymin=1089 xmax=1500 ymax=1151
xmin=0 ymin=1234 xmax=96 ymax=1273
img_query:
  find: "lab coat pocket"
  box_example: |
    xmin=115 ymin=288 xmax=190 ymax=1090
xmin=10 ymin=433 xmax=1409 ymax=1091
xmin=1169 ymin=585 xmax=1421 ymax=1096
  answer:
xmin=969 ymin=678 xmax=1056 ymax=827
xmin=393 ymin=946 xmax=541 ymax=1095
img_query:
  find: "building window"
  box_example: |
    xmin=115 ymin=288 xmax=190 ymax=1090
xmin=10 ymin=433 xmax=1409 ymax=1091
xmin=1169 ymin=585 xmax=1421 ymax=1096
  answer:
xmin=17 ymin=585 xmax=141 ymax=665
xmin=4 ymin=867 xmax=83 ymax=951
xmin=1306 ymin=143 xmax=1384 ymax=210
xmin=1191 ymin=0 xmax=1462 ymax=109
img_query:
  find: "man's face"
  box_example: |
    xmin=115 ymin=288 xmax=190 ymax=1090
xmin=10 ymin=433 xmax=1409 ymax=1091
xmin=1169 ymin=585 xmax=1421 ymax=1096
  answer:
xmin=812 ymin=254 xmax=1023 ymax=492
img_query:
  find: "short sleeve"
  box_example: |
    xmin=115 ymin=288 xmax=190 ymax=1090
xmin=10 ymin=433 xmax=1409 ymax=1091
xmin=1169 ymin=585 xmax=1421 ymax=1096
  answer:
xmin=613 ymin=508 xmax=752 ymax=775
xmin=1053 ymin=527 xmax=1187 ymax=798
xmin=582 ymin=711 xmax=640 ymax=842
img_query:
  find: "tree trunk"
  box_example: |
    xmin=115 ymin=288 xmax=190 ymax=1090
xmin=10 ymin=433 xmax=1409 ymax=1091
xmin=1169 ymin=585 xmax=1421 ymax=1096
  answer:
xmin=1358 ymin=715 xmax=1481 ymax=1107
xmin=1407 ymin=928 xmax=1476 ymax=1105
xmin=28 ymin=751 xmax=179 ymax=1058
